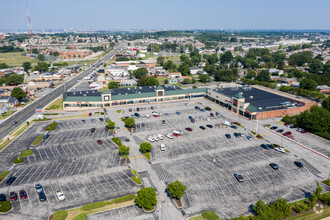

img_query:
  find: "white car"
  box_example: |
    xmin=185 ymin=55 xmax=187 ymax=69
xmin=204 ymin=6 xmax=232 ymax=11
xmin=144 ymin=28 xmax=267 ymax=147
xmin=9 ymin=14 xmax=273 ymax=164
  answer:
xmin=153 ymin=135 xmax=160 ymax=141
xmin=275 ymin=147 xmax=285 ymax=153
xmin=147 ymin=136 xmax=155 ymax=142
xmin=56 ymin=190 xmax=65 ymax=201
xmin=145 ymin=114 xmax=150 ymax=118
xmin=157 ymin=134 xmax=164 ymax=140
xmin=165 ymin=133 xmax=173 ymax=139
xmin=160 ymin=143 xmax=166 ymax=151
xmin=173 ymin=130 xmax=181 ymax=135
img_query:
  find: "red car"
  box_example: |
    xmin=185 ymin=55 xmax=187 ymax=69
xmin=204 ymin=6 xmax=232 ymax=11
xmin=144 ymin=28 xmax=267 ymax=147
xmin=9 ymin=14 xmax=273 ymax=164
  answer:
xmin=210 ymin=113 xmax=214 ymax=117
xmin=88 ymin=113 xmax=92 ymax=117
xmin=185 ymin=127 xmax=192 ymax=131
xmin=19 ymin=190 xmax=27 ymax=199
xmin=172 ymin=133 xmax=179 ymax=137
xmin=97 ymin=140 xmax=103 ymax=144
xmin=301 ymin=129 xmax=307 ymax=133
xmin=284 ymin=122 xmax=290 ymax=126
xmin=283 ymin=131 xmax=292 ymax=136
xmin=10 ymin=192 xmax=17 ymax=201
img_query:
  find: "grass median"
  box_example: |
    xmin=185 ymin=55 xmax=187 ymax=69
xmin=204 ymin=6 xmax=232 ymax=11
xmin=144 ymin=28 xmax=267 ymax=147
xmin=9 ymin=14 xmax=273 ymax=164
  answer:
xmin=130 ymin=170 xmax=142 ymax=185
xmin=0 ymin=170 xmax=10 ymax=183
xmin=32 ymin=135 xmax=44 ymax=146
xmin=13 ymin=149 xmax=34 ymax=164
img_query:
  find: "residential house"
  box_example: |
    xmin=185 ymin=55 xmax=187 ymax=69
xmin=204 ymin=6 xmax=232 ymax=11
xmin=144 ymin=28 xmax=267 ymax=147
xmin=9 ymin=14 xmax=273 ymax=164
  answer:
xmin=189 ymin=67 xmax=203 ymax=75
xmin=168 ymin=72 xmax=182 ymax=78
xmin=316 ymin=85 xmax=330 ymax=94
xmin=0 ymin=96 xmax=19 ymax=107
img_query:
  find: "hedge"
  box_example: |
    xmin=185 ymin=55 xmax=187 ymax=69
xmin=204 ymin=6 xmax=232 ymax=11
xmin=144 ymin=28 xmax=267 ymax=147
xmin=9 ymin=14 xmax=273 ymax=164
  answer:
xmin=52 ymin=210 xmax=68 ymax=220
xmin=113 ymin=194 xmax=136 ymax=203
xmin=111 ymin=137 xmax=122 ymax=147
xmin=45 ymin=122 xmax=58 ymax=131
xmin=0 ymin=201 xmax=11 ymax=212
xmin=32 ymin=135 xmax=44 ymax=145
xmin=144 ymin=152 xmax=151 ymax=160
xmin=116 ymin=110 xmax=121 ymax=113
xmin=0 ymin=170 xmax=10 ymax=182
xmin=202 ymin=211 xmax=220 ymax=220
xmin=72 ymin=213 xmax=87 ymax=220
xmin=322 ymin=179 xmax=330 ymax=186
xmin=81 ymin=201 xmax=105 ymax=211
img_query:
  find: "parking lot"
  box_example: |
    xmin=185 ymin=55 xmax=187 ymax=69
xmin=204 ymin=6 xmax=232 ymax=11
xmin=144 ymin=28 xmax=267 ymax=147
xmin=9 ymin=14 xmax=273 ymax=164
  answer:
xmin=1 ymin=98 xmax=329 ymax=219
xmin=0 ymin=117 xmax=141 ymax=219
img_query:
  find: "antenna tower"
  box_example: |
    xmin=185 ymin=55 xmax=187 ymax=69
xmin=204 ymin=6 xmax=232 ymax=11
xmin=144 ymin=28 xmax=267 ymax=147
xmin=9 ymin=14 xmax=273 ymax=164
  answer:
xmin=26 ymin=0 xmax=33 ymax=53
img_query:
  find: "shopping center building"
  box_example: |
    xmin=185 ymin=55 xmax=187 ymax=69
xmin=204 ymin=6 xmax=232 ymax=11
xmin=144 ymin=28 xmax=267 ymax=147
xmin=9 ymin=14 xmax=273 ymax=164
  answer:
xmin=63 ymin=85 xmax=207 ymax=110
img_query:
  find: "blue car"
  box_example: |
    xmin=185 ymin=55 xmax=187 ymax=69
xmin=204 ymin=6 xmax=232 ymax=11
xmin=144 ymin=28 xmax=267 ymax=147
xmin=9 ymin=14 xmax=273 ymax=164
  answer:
xmin=200 ymin=109 xmax=205 ymax=112
xmin=261 ymin=144 xmax=270 ymax=150
xmin=35 ymin=183 xmax=43 ymax=193
xmin=176 ymin=112 xmax=181 ymax=115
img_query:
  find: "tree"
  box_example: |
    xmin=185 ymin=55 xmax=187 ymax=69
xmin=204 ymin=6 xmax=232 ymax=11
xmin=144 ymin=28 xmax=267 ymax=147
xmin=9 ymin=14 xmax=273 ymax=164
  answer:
xmin=34 ymin=62 xmax=50 ymax=72
xmin=0 ymin=63 xmax=9 ymax=69
xmin=198 ymin=74 xmax=208 ymax=83
xmin=182 ymin=78 xmax=191 ymax=84
xmin=269 ymin=198 xmax=292 ymax=219
xmin=166 ymin=180 xmax=186 ymax=199
xmin=246 ymin=68 xmax=256 ymax=79
xmin=157 ymin=56 xmax=165 ymax=66
xmin=11 ymin=87 xmax=26 ymax=101
xmin=220 ymin=51 xmax=233 ymax=63
xmin=5 ymin=73 xmax=24 ymax=85
xmin=256 ymin=70 xmax=272 ymax=82
xmin=137 ymin=76 xmax=159 ymax=86
xmin=309 ymin=59 xmax=323 ymax=73
xmin=289 ymin=51 xmax=313 ymax=66
xmin=108 ymin=81 xmax=119 ymax=89
xmin=31 ymin=48 xmax=39 ymax=54
xmin=124 ymin=117 xmax=135 ymax=128
xmin=163 ymin=60 xmax=177 ymax=71
xmin=118 ymin=145 xmax=130 ymax=156
xmin=53 ymin=51 xmax=59 ymax=56
xmin=22 ymin=62 xmax=32 ymax=72
xmin=164 ymin=79 xmax=169 ymax=84
xmin=37 ymin=54 xmax=46 ymax=61
xmin=322 ymin=96 xmax=330 ymax=111
xmin=107 ymin=120 xmax=115 ymax=129
xmin=297 ymin=106 xmax=330 ymax=133
xmin=300 ymin=78 xmax=317 ymax=91
xmin=214 ymin=69 xmax=236 ymax=82
xmin=135 ymin=187 xmax=157 ymax=210
xmin=133 ymin=67 xmax=148 ymax=79
xmin=139 ymin=142 xmax=152 ymax=153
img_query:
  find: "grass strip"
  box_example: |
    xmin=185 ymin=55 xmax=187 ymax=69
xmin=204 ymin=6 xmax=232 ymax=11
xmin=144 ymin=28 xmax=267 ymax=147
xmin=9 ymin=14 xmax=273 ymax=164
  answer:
xmin=130 ymin=170 xmax=142 ymax=185
xmin=32 ymin=135 xmax=44 ymax=146
xmin=0 ymin=170 xmax=10 ymax=182
xmin=144 ymin=152 xmax=151 ymax=160
xmin=52 ymin=210 xmax=68 ymax=220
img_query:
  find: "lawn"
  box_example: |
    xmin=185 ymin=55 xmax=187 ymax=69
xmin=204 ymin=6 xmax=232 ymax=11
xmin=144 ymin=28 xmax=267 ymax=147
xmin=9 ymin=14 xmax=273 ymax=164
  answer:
xmin=46 ymin=97 xmax=63 ymax=111
xmin=0 ymin=110 xmax=16 ymax=120
xmin=31 ymin=135 xmax=44 ymax=146
xmin=287 ymin=205 xmax=330 ymax=220
xmin=0 ymin=170 xmax=10 ymax=182
xmin=0 ymin=52 xmax=38 ymax=66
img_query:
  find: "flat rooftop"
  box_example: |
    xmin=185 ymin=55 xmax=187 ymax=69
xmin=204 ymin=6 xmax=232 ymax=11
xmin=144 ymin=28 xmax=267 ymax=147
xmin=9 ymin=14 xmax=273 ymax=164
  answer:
xmin=109 ymin=85 xmax=182 ymax=96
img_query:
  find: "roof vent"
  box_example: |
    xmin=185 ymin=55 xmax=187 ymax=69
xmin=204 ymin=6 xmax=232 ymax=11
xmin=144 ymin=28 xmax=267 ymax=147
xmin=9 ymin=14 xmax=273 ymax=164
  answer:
xmin=139 ymin=86 xmax=142 ymax=89
xmin=240 ymin=92 xmax=243 ymax=95
xmin=73 ymin=92 xmax=75 ymax=95
xmin=249 ymin=96 xmax=253 ymax=99
xmin=258 ymin=107 xmax=262 ymax=110
xmin=139 ymin=92 xmax=141 ymax=93
xmin=128 ymin=88 xmax=130 ymax=90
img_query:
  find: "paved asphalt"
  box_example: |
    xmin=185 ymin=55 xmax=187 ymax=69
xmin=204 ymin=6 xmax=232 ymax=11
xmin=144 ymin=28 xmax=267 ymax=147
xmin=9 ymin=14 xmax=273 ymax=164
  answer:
xmin=0 ymin=43 xmax=124 ymax=141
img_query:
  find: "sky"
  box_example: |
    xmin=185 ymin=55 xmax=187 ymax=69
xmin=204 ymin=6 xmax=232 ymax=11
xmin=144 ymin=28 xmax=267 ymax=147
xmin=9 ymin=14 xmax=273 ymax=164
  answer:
xmin=0 ymin=0 xmax=330 ymax=31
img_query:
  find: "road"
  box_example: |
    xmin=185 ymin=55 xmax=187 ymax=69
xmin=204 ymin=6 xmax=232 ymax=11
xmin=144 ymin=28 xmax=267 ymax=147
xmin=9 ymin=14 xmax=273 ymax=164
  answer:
xmin=0 ymin=43 xmax=124 ymax=141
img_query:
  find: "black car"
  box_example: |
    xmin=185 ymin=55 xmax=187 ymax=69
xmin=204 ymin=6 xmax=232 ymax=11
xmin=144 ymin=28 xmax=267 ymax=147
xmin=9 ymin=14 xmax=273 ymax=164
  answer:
xmin=181 ymin=210 xmax=187 ymax=216
xmin=0 ymin=194 xmax=6 ymax=202
xmin=151 ymin=106 xmax=154 ymax=110
xmin=12 ymin=121 xmax=17 ymax=125
xmin=277 ymin=129 xmax=284 ymax=133
xmin=205 ymin=107 xmax=211 ymax=111
xmin=270 ymin=163 xmax=279 ymax=170
xmin=294 ymin=161 xmax=303 ymax=168
xmin=99 ymin=118 xmax=104 ymax=122
xmin=6 ymin=176 xmax=16 ymax=185
xmin=134 ymin=113 xmax=140 ymax=118
xmin=81 ymin=119 xmax=86 ymax=123
xmin=199 ymin=126 xmax=206 ymax=130
xmin=234 ymin=173 xmax=244 ymax=182
xmin=38 ymin=192 xmax=47 ymax=201
xmin=91 ymin=128 xmax=96 ymax=132
xmin=270 ymin=126 xmax=278 ymax=130
xmin=195 ymin=106 xmax=200 ymax=110
xmin=233 ymin=132 xmax=240 ymax=138
xmin=230 ymin=125 xmax=238 ymax=129
xmin=190 ymin=119 xmax=195 ymax=123
xmin=136 ymin=107 xmax=140 ymax=111
xmin=129 ymin=108 xmax=132 ymax=112
xmin=268 ymin=144 xmax=275 ymax=149
xmin=162 ymin=120 xmax=166 ymax=124
xmin=260 ymin=144 xmax=270 ymax=150
xmin=206 ymin=124 xmax=213 ymax=128
xmin=225 ymin=134 xmax=231 ymax=139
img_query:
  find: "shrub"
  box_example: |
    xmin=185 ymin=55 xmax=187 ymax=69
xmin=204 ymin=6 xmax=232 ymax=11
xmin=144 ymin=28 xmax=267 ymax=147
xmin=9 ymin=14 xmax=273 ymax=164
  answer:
xmin=32 ymin=135 xmax=44 ymax=145
xmin=113 ymin=194 xmax=136 ymax=203
xmin=119 ymin=145 xmax=130 ymax=156
xmin=322 ymin=179 xmax=330 ymax=186
xmin=100 ymin=112 xmax=104 ymax=115
xmin=20 ymin=149 xmax=33 ymax=157
xmin=144 ymin=152 xmax=151 ymax=160
xmin=81 ymin=201 xmax=105 ymax=210
xmin=251 ymin=131 xmax=256 ymax=135
xmin=135 ymin=187 xmax=157 ymax=210
xmin=0 ymin=201 xmax=11 ymax=212
xmin=166 ymin=180 xmax=186 ymax=199
xmin=319 ymin=192 xmax=330 ymax=205
xmin=112 ymin=137 xmax=122 ymax=147
xmin=13 ymin=157 xmax=24 ymax=164
xmin=52 ymin=210 xmax=68 ymax=220
xmin=0 ymin=170 xmax=10 ymax=182
xmin=45 ymin=122 xmax=58 ymax=131
xmin=256 ymin=134 xmax=263 ymax=139
xmin=104 ymin=200 xmax=114 ymax=205
xmin=294 ymin=202 xmax=309 ymax=213
xmin=140 ymin=142 xmax=152 ymax=153
xmin=202 ymin=211 xmax=220 ymax=220
xmin=72 ymin=213 xmax=87 ymax=220
xmin=131 ymin=170 xmax=142 ymax=185
xmin=116 ymin=110 xmax=121 ymax=113
xmin=264 ymin=124 xmax=271 ymax=127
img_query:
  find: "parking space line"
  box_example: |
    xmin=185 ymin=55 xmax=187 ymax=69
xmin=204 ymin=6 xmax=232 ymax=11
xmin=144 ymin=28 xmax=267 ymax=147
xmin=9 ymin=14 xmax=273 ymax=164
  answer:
xmin=72 ymin=179 xmax=86 ymax=199
xmin=41 ymin=163 xmax=56 ymax=181
xmin=57 ymin=161 xmax=68 ymax=178
xmin=80 ymin=180 xmax=93 ymax=196
xmin=95 ymin=176 xmax=108 ymax=192
xmin=63 ymin=160 xmax=76 ymax=177
xmin=101 ymin=175 xmax=116 ymax=191
xmin=64 ymin=182 xmax=77 ymax=200
xmin=49 ymin=183 xmax=59 ymax=203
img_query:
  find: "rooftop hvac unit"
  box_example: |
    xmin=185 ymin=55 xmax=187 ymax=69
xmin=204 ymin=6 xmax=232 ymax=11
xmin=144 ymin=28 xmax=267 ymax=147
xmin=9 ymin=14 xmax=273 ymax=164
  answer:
xmin=258 ymin=107 xmax=262 ymax=110
xmin=240 ymin=92 xmax=243 ymax=95
xmin=139 ymin=87 xmax=142 ymax=89
xmin=127 ymin=88 xmax=130 ymax=90
xmin=249 ymin=96 xmax=253 ymax=99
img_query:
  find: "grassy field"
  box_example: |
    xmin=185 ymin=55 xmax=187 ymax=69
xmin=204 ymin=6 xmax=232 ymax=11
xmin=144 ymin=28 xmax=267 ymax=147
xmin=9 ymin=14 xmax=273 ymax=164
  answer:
xmin=46 ymin=97 xmax=63 ymax=111
xmin=0 ymin=52 xmax=38 ymax=66
xmin=287 ymin=205 xmax=330 ymax=220
xmin=0 ymin=110 xmax=16 ymax=120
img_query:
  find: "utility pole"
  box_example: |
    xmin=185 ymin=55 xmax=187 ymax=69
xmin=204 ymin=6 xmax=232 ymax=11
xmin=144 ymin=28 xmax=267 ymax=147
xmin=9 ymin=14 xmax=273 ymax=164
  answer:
xmin=25 ymin=0 xmax=33 ymax=54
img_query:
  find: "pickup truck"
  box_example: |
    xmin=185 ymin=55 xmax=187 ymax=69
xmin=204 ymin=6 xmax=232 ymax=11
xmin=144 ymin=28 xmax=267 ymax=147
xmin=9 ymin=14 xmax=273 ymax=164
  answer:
xmin=56 ymin=190 xmax=65 ymax=201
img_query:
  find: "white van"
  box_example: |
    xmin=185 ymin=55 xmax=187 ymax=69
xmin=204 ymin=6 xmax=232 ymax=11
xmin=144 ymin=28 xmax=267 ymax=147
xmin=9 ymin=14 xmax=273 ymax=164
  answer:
xmin=160 ymin=143 xmax=166 ymax=151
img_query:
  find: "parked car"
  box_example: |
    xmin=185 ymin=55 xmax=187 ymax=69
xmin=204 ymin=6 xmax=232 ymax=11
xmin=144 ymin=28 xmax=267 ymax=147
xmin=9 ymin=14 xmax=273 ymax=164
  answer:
xmin=210 ymin=113 xmax=214 ymax=117
xmin=88 ymin=113 xmax=92 ymax=116
xmin=215 ymin=112 xmax=220 ymax=116
xmin=165 ymin=133 xmax=173 ymax=139
xmin=38 ymin=192 xmax=47 ymax=201
xmin=104 ymin=126 xmax=109 ymax=131
xmin=153 ymin=135 xmax=159 ymax=141
xmin=234 ymin=133 xmax=240 ymax=138
xmin=56 ymin=190 xmax=65 ymax=201
xmin=268 ymin=144 xmax=275 ymax=149
xmin=157 ymin=134 xmax=164 ymax=140
xmin=206 ymin=124 xmax=213 ymax=128
xmin=234 ymin=173 xmax=244 ymax=182
xmin=176 ymin=111 xmax=181 ymax=115
xmin=230 ymin=125 xmax=238 ymax=129
xmin=19 ymin=190 xmax=27 ymax=199
xmin=0 ymin=194 xmax=6 ymax=202
xmin=283 ymin=131 xmax=292 ymax=136
xmin=91 ymin=128 xmax=95 ymax=132
xmin=147 ymin=136 xmax=155 ymax=142
xmin=225 ymin=134 xmax=231 ymax=139
xmin=270 ymin=126 xmax=278 ymax=130
xmin=141 ymin=123 xmax=145 ymax=127
xmin=185 ymin=127 xmax=192 ymax=131
xmin=205 ymin=107 xmax=211 ymax=111
xmin=277 ymin=129 xmax=284 ymax=133
xmin=160 ymin=144 xmax=166 ymax=151
xmin=195 ymin=106 xmax=200 ymax=110
xmin=301 ymin=129 xmax=307 ymax=133
xmin=82 ymin=119 xmax=86 ymax=123
xmin=294 ymin=161 xmax=303 ymax=168
xmin=99 ymin=118 xmax=104 ymax=122
xmin=6 ymin=177 xmax=16 ymax=185
xmin=162 ymin=120 xmax=166 ymax=124
xmin=269 ymin=163 xmax=279 ymax=170
xmin=199 ymin=126 xmax=206 ymax=130
xmin=246 ymin=135 xmax=252 ymax=140
xmin=35 ymin=183 xmax=43 ymax=193
xmin=275 ymin=147 xmax=285 ymax=153
xmin=200 ymin=109 xmax=205 ymax=112
xmin=91 ymin=119 xmax=96 ymax=123
xmin=190 ymin=119 xmax=195 ymax=123
xmin=145 ymin=114 xmax=150 ymax=118
xmin=136 ymin=107 xmax=140 ymax=111
xmin=260 ymin=144 xmax=270 ymax=150
xmin=188 ymin=116 xmax=193 ymax=120
xmin=97 ymin=140 xmax=103 ymax=144
xmin=10 ymin=192 xmax=17 ymax=201
xmin=129 ymin=108 xmax=132 ymax=112
xmin=134 ymin=113 xmax=140 ymax=118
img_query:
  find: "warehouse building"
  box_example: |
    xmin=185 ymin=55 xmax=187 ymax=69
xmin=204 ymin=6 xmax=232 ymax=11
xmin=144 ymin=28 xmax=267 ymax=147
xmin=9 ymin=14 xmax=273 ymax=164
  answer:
xmin=206 ymin=85 xmax=317 ymax=119
xmin=63 ymin=85 xmax=207 ymax=110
